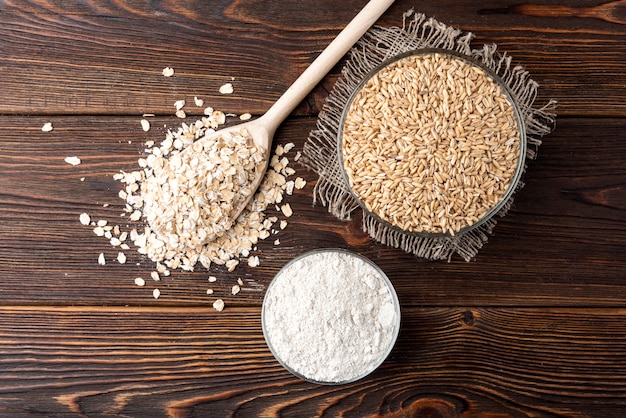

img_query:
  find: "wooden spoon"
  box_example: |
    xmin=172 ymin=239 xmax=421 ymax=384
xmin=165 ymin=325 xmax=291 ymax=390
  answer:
xmin=185 ymin=0 xmax=394 ymax=235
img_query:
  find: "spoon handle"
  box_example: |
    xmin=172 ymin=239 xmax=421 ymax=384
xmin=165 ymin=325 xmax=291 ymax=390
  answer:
xmin=262 ymin=0 xmax=395 ymax=130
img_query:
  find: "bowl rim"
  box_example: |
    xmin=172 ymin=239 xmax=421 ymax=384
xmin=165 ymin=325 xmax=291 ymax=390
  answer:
xmin=336 ymin=47 xmax=528 ymax=238
xmin=261 ymin=248 xmax=402 ymax=385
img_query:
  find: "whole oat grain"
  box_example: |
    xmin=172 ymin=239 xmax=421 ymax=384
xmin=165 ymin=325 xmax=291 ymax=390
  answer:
xmin=341 ymin=52 xmax=521 ymax=235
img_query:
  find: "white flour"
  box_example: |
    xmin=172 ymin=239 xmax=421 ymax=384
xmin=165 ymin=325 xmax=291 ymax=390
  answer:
xmin=262 ymin=249 xmax=398 ymax=383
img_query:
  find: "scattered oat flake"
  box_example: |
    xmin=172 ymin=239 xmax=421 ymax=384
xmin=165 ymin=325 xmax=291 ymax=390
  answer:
xmin=64 ymin=156 xmax=81 ymax=166
xmin=247 ymin=256 xmax=260 ymax=267
xmin=42 ymin=122 xmax=53 ymax=132
xmin=294 ymin=151 xmax=302 ymax=161
xmin=153 ymin=288 xmax=161 ymax=299
xmin=280 ymin=220 xmax=288 ymax=229
xmin=213 ymin=110 xmax=226 ymax=124
xmin=208 ymin=276 xmax=217 ymax=283
xmin=175 ymin=109 xmax=186 ymax=119
xmin=239 ymin=113 xmax=252 ymax=121
xmin=80 ymin=177 xmax=85 ymax=182
xmin=237 ymin=278 xmax=244 ymax=286
xmin=141 ymin=119 xmax=151 ymax=132
xmin=134 ymin=277 xmax=145 ymax=287
xmin=174 ymin=100 xmax=185 ymax=110
xmin=231 ymin=285 xmax=241 ymax=295
xmin=213 ymin=299 xmax=225 ymax=312
xmin=117 ymin=252 xmax=127 ymax=264
xmin=151 ymin=271 xmax=160 ymax=281
xmin=285 ymin=181 xmax=295 ymax=195
xmin=225 ymin=259 xmax=239 ymax=272
xmin=294 ymin=177 xmax=306 ymax=189
xmin=206 ymin=289 xmax=214 ymax=295
xmin=79 ymin=213 xmax=91 ymax=226
xmin=194 ymin=96 xmax=204 ymax=107
xmin=97 ymin=219 xmax=107 ymax=227
xmin=98 ymin=253 xmax=105 ymax=265
xmin=219 ymin=83 xmax=234 ymax=95
xmin=283 ymin=143 xmax=295 ymax=153
xmin=274 ymin=239 xmax=280 ymax=245
xmin=162 ymin=67 xmax=174 ymax=77
xmin=281 ymin=203 xmax=293 ymax=217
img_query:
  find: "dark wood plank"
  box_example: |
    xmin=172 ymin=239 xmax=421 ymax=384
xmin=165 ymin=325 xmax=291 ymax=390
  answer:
xmin=0 ymin=0 xmax=625 ymax=416
xmin=0 ymin=115 xmax=624 ymax=307
xmin=0 ymin=0 xmax=623 ymax=116
xmin=1 ymin=306 xmax=626 ymax=417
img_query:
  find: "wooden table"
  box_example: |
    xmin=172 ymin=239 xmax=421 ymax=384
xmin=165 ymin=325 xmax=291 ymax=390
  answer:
xmin=1 ymin=1 xmax=625 ymax=416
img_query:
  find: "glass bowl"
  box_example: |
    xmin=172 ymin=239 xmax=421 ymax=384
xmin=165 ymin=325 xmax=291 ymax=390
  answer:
xmin=261 ymin=248 xmax=401 ymax=385
xmin=337 ymin=48 xmax=527 ymax=238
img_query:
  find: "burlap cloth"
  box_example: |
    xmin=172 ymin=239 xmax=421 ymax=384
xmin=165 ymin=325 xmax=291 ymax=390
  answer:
xmin=301 ymin=10 xmax=556 ymax=261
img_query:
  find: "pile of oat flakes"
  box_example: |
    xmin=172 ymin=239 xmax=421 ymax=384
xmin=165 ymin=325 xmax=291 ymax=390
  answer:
xmin=77 ymin=71 xmax=306 ymax=311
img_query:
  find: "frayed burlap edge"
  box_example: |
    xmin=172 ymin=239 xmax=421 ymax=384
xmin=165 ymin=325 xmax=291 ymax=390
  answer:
xmin=301 ymin=10 xmax=557 ymax=261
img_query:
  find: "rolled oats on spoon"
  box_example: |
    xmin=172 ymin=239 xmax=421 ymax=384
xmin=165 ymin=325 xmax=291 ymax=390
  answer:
xmin=116 ymin=113 xmax=301 ymax=272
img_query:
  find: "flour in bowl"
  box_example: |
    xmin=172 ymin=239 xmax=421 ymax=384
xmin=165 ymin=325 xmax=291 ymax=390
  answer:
xmin=262 ymin=249 xmax=399 ymax=383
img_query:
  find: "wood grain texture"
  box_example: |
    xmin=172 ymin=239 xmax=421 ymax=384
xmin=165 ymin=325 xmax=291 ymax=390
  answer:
xmin=1 ymin=0 xmax=626 ymax=416
xmin=0 ymin=116 xmax=624 ymax=308
xmin=0 ymin=0 xmax=623 ymax=117
xmin=2 ymin=307 xmax=626 ymax=417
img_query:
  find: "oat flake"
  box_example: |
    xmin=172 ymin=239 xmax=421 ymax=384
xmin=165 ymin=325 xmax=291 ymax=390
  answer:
xmin=64 ymin=156 xmax=81 ymax=166
xmin=213 ymin=299 xmax=225 ymax=312
xmin=219 ymin=83 xmax=234 ymax=95
xmin=79 ymin=213 xmax=91 ymax=226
